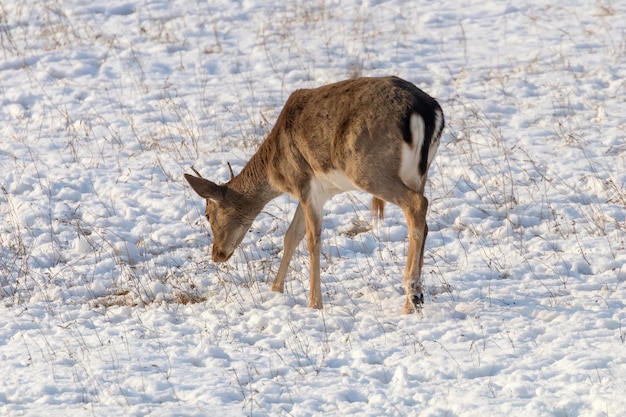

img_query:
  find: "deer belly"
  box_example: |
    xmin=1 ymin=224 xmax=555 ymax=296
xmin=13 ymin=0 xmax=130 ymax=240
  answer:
xmin=308 ymin=171 xmax=357 ymax=215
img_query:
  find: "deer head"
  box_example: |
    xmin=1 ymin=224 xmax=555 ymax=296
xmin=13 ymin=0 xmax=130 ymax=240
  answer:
xmin=184 ymin=167 xmax=254 ymax=262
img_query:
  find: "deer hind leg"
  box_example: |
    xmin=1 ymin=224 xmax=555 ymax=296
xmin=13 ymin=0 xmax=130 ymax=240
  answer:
xmin=271 ymin=203 xmax=306 ymax=293
xmin=401 ymin=193 xmax=429 ymax=314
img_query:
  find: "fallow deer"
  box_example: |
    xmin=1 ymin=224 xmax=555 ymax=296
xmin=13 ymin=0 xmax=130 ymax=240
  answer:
xmin=185 ymin=76 xmax=444 ymax=314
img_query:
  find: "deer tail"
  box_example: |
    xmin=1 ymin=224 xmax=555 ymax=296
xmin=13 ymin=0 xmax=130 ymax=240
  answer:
xmin=371 ymin=197 xmax=385 ymax=223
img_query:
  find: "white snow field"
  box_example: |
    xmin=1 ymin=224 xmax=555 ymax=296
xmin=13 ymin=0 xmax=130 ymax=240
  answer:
xmin=1 ymin=0 xmax=625 ymax=415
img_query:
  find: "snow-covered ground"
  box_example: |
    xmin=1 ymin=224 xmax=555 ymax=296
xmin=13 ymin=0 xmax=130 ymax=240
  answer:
xmin=1 ymin=0 xmax=625 ymax=415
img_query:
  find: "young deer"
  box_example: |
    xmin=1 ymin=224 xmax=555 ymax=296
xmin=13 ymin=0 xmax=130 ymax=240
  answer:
xmin=185 ymin=76 xmax=444 ymax=314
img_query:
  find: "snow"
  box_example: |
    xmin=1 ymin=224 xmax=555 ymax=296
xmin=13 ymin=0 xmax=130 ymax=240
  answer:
xmin=1 ymin=0 xmax=625 ymax=415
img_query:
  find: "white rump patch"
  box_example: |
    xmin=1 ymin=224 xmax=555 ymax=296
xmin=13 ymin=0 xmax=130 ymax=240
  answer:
xmin=399 ymin=113 xmax=426 ymax=191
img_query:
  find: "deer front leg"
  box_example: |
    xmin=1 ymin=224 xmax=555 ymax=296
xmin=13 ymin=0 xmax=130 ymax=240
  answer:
xmin=271 ymin=204 xmax=306 ymax=293
xmin=302 ymin=203 xmax=323 ymax=309
xmin=402 ymin=194 xmax=429 ymax=314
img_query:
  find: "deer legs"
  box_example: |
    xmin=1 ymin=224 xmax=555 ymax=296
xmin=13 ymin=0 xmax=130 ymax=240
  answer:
xmin=303 ymin=204 xmax=323 ymax=309
xmin=271 ymin=204 xmax=306 ymax=294
xmin=270 ymin=201 xmax=324 ymax=309
xmin=271 ymin=192 xmax=429 ymax=314
xmin=401 ymin=193 xmax=429 ymax=314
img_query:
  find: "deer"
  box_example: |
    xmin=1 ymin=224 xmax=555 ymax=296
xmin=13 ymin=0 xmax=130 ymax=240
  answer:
xmin=184 ymin=76 xmax=444 ymax=314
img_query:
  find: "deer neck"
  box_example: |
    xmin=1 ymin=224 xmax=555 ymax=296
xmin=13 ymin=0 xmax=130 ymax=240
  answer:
xmin=228 ymin=143 xmax=281 ymax=214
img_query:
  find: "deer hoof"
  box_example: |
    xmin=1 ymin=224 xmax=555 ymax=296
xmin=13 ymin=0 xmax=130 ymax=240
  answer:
xmin=412 ymin=293 xmax=424 ymax=308
xmin=308 ymin=299 xmax=323 ymax=309
xmin=270 ymin=284 xmax=284 ymax=293
xmin=401 ymin=293 xmax=424 ymax=314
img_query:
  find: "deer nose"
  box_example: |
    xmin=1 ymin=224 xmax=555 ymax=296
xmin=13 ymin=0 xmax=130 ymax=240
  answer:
xmin=212 ymin=248 xmax=233 ymax=262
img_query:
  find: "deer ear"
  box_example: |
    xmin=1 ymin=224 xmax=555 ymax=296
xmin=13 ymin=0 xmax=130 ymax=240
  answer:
xmin=184 ymin=174 xmax=226 ymax=203
xmin=227 ymin=162 xmax=235 ymax=181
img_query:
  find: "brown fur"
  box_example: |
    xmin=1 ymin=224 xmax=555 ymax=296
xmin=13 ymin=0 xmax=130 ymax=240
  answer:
xmin=185 ymin=76 xmax=444 ymax=314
